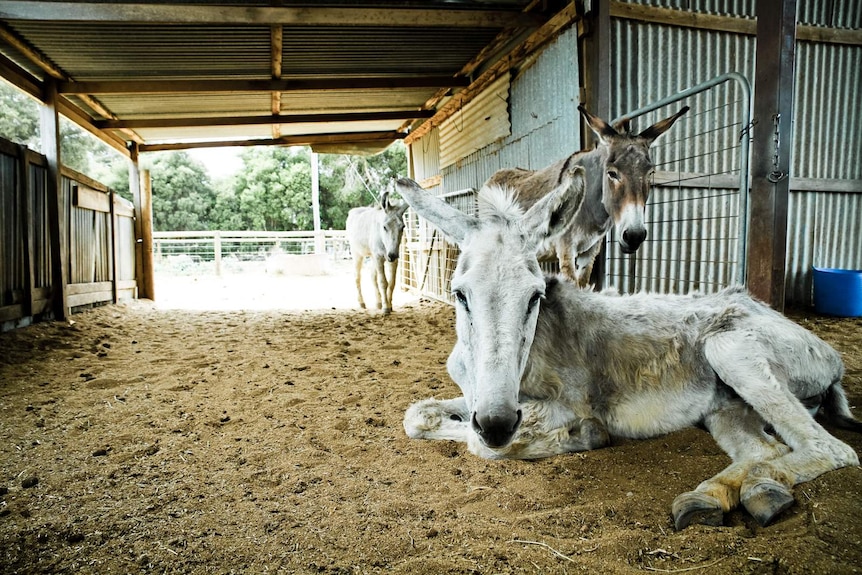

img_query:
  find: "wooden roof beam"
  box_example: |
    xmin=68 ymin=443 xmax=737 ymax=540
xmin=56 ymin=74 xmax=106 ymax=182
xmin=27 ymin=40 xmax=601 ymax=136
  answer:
xmin=55 ymin=99 xmax=130 ymax=156
xmin=96 ymin=110 xmax=435 ymax=130
xmin=58 ymin=76 xmax=471 ymax=95
xmin=139 ymin=130 xmax=405 ymax=152
xmin=270 ymin=24 xmax=283 ymax=139
xmin=0 ymin=3 xmax=544 ymax=28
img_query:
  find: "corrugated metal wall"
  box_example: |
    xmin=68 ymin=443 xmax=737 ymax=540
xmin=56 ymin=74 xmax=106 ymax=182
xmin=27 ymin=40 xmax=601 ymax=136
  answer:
xmin=606 ymin=18 xmax=755 ymax=295
xmin=439 ymin=73 xmax=511 ymax=169
xmin=406 ymin=4 xmax=861 ymax=307
xmin=439 ymin=25 xmax=582 ymax=191
xmin=612 ymin=1 xmax=862 ymax=306
xmin=405 ymin=26 xmax=581 ymax=301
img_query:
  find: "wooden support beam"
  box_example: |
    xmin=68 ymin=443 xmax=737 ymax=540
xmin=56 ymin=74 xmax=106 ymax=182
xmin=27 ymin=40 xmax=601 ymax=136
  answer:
xmin=40 ymin=79 xmax=69 ymax=320
xmin=747 ymin=0 xmax=797 ymax=310
xmin=95 ymin=110 xmax=434 ymax=130
xmin=55 ymin=99 xmax=131 ymax=156
xmin=609 ymin=1 xmax=862 ymax=46
xmin=139 ymin=130 xmax=405 ymax=152
xmin=271 ymin=24 xmax=283 ymax=139
xmin=57 ymin=76 xmax=470 ymax=95
xmin=0 ymin=3 xmax=541 ymax=28
xmin=19 ymin=144 xmax=35 ymax=318
xmin=138 ymin=170 xmax=155 ymax=301
xmin=582 ymin=0 xmax=611 ymax=290
xmin=128 ymin=143 xmax=144 ymax=300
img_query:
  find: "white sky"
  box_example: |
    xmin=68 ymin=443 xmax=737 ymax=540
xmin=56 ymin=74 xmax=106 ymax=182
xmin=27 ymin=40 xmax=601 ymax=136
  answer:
xmin=187 ymin=146 xmax=243 ymax=179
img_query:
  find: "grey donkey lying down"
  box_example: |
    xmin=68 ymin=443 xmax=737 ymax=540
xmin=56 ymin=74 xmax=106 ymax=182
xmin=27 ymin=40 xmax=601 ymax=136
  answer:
xmin=395 ymin=170 xmax=860 ymax=530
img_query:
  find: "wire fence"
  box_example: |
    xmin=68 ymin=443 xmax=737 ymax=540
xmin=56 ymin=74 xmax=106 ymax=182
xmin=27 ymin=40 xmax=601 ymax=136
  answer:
xmin=153 ymin=230 xmax=351 ymax=276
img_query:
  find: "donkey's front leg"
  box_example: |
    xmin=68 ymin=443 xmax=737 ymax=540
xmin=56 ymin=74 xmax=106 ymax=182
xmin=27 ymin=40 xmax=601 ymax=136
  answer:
xmin=373 ymin=257 xmax=390 ymax=313
xmin=404 ymin=397 xmax=471 ymax=443
xmin=385 ymin=259 xmax=398 ymax=311
xmin=467 ymin=401 xmax=610 ymax=460
xmin=572 ymin=241 xmax=602 ymax=288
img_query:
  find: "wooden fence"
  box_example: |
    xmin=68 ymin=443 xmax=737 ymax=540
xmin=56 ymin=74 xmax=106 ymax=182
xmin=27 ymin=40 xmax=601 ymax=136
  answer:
xmin=0 ymin=137 xmax=136 ymax=330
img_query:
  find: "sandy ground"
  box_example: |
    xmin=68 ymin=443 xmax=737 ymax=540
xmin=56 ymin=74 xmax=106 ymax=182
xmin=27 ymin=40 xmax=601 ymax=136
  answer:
xmin=1 ymin=268 xmax=861 ymax=574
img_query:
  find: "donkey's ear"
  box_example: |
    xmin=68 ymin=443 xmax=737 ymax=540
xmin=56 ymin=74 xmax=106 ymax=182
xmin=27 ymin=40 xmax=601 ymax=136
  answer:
xmin=520 ymin=164 xmax=585 ymax=248
xmin=612 ymin=116 xmax=632 ymax=134
xmin=395 ymin=178 xmax=479 ymax=245
xmin=578 ymin=104 xmax=619 ymax=144
xmin=394 ymin=199 xmax=409 ymax=217
xmin=380 ymin=190 xmax=391 ymax=210
xmin=638 ymin=106 xmax=689 ymax=145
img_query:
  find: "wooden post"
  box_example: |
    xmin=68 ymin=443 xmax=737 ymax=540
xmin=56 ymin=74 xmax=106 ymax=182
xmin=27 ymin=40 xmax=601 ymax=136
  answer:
xmin=109 ymin=189 xmax=118 ymax=303
xmin=129 ymin=142 xmax=144 ymax=299
xmin=311 ymin=151 xmax=325 ymax=255
xmin=581 ymin=0 xmax=611 ymax=290
xmin=20 ymin=145 xmax=35 ymax=317
xmin=40 ymin=78 xmax=68 ymax=320
xmin=214 ymin=230 xmax=222 ymax=276
xmin=747 ymin=0 xmax=797 ymax=310
xmin=139 ymin=169 xmax=156 ymax=300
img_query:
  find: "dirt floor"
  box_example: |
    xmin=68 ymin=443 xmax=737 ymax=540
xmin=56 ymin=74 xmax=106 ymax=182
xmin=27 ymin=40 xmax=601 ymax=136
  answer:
xmin=1 ymin=271 xmax=861 ymax=574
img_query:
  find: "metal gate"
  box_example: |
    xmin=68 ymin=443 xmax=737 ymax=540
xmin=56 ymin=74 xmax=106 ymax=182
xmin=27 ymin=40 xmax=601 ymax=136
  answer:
xmin=404 ymin=73 xmax=754 ymax=302
xmin=605 ymin=72 xmax=753 ymax=295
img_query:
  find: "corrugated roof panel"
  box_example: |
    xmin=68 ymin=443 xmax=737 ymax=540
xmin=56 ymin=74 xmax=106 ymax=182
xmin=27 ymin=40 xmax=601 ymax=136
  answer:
xmin=98 ymin=93 xmax=273 ymax=117
xmin=136 ymin=119 xmax=407 ymax=143
xmin=96 ymin=88 xmax=435 ymax=119
xmin=134 ymin=125 xmax=276 ymax=142
xmin=280 ymin=27 xmax=502 ymax=75
xmin=6 ymin=23 xmax=273 ymax=80
xmin=279 ymin=88 xmax=438 ymax=113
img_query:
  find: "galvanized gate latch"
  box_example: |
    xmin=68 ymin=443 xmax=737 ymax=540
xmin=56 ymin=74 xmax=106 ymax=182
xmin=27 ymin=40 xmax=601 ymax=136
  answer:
xmin=767 ymin=113 xmax=787 ymax=183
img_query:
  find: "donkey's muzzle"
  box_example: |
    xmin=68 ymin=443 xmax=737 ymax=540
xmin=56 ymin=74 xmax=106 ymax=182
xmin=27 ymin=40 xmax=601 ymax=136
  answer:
xmin=472 ymin=409 xmax=522 ymax=448
xmin=385 ymin=252 xmax=399 ymax=263
xmin=620 ymin=228 xmax=647 ymax=253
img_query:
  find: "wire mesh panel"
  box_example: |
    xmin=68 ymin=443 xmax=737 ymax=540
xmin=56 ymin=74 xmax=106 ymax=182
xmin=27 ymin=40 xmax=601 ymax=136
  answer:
xmin=402 ymin=187 xmax=475 ymax=304
xmin=605 ymin=73 xmax=752 ymax=295
xmin=152 ymin=231 xmax=350 ymax=276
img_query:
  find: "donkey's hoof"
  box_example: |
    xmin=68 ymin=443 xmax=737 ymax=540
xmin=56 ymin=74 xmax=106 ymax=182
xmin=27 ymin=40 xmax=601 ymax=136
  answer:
xmin=383 ymin=307 xmax=392 ymax=315
xmin=359 ymin=303 xmax=366 ymax=309
xmin=741 ymin=479 xmax=794 ymax=527
xmin=672 ymin=492 xmax=723 ymax=530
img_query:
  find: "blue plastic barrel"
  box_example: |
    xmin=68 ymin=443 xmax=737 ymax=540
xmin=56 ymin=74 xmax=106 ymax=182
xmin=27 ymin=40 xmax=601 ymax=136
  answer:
xmin=812 ymin=267 xmax=862 ymax=317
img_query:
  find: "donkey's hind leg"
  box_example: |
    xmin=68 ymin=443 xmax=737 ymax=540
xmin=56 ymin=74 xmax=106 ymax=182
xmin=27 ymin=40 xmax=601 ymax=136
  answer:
xmin=353 ymin=257 xmax=366 ymax=309
xmin=672 ymin=400 xmax=789 ymax=530
xmin=703 ymin=332 xmax=859 ymax=526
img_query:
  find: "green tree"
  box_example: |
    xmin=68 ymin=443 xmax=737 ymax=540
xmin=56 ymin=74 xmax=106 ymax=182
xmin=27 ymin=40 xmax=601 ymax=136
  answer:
xmin=229 ymin=147 xmax=314 ymax=231
xmin=149 ymin=152 xmax=214 ymax=231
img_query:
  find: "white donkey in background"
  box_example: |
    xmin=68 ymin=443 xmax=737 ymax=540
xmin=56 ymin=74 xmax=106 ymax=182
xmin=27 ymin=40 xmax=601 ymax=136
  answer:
xmin=346 ymin=190 xmax=409 ymax=314
xmin=395 ymin=172 xmax=860 ymax=530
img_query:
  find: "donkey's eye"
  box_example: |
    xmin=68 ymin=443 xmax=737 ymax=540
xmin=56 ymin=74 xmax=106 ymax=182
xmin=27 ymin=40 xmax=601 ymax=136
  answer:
xmin=607 ymin=169 xmax=621 ymax=182
xmin=454 ymin=290 xmax=469 ymax=311
xmin=527 ymin=292 xmax=543 ymax=314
